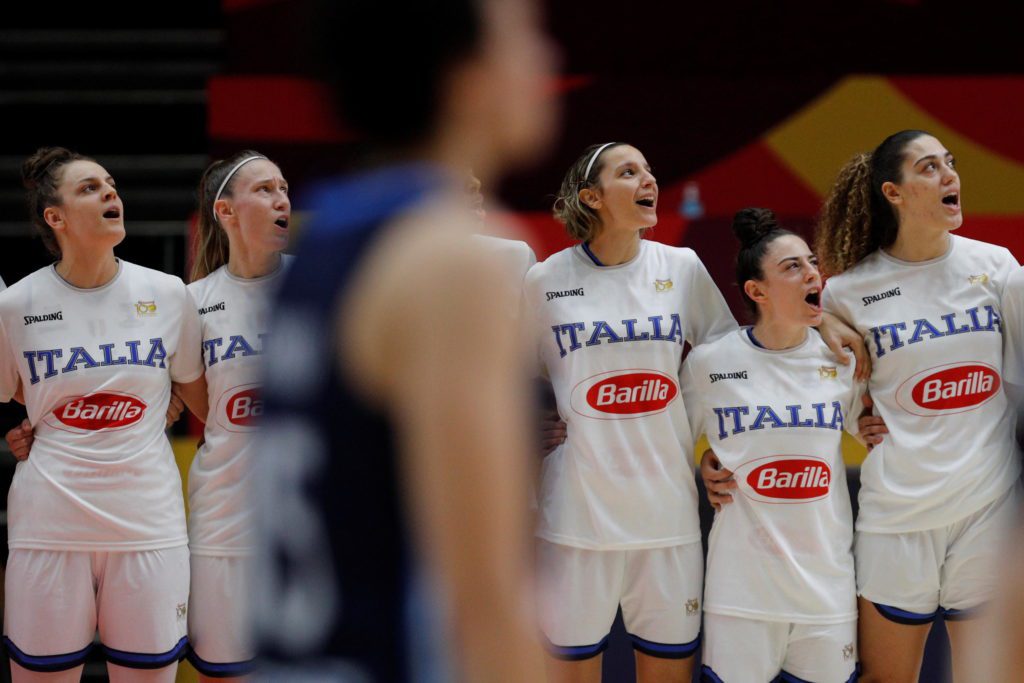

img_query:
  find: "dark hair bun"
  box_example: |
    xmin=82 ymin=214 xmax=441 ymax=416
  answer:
xmin=732 ymin=207 xmax=779 ymax=248
xmin=22 ymin=147 xmax=76 ymax=191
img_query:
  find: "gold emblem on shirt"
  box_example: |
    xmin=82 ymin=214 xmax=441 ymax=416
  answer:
xmin=968 ymin=274 xmax=989 ymax=285
xmin=654 ymin=279 xmax=673 ymax=293
xmin=134 ymin=300 xmax=157 ymax=317
xmin=685 ymin=598 xmax=699 ymax=615
xmin=818 ymin=366 xmax=837 ymax=379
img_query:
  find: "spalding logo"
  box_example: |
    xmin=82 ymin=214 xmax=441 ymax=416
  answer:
xmin=52 ymin=392 xmax=146 ymax=431
xmin=571 ymin=369 xmax=678 ymax=420
xmin=734 ymin=455 xmax=831 ymax=504
xmin=216 ymin=383 xmax=262 ymax=432
xmin=896 ymin=362 xmax=1000 ymax=417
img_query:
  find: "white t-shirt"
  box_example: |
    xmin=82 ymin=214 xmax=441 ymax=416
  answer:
xmin=524 ymin=240 xmax=736 ymax=549
xmin=1002 ymin=267 xmax=1024 ymax=416
xmin=187 ymin=260 xmax=289 ymax=556
xmin=682 ymin=328 xmax=860 ymax=624
xmin=0 ymin=260 xmax=203 ymax=550
xmin=822 ymin=235 xmax=1021 ymax=533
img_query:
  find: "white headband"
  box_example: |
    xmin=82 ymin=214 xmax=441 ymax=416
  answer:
xmin=213 ymin=155 xmax=267 ymax=221
xmin=583 ymin=142 xmax=616 ymax=182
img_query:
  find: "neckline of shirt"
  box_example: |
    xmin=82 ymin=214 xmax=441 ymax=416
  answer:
xmin=573 ymin=239 xmax=647 ymax=270
xmin=220 ymin=256 xmax=288 ymax=285
xmin=877 ymin=234 xmax=956 ymax=268
xmin=737 ymin=326 xmax=816 ymax=355
xmin=48 ymin=258 xmax=123 ymax=293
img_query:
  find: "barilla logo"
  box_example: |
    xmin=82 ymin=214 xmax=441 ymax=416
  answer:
xmin=216 ymin=383 xmax=262 ymax=432
xmin=226 ymin=387 xmax=262 ymax=426
xmin=735 ymin=455 xmax=831 ymax=504
xmin=50 ymin=392 xmax=146 ymax=432
xmin=571 ymin=369 xmax=678 ymax=420
xmin=896 ymin=362 xmax=1000 ymax=417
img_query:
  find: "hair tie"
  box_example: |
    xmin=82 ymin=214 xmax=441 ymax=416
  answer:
xmin=583 ymin=142 xmax=615 ymax=182
xmin=213 ymin=155 xmax=267 ymax=222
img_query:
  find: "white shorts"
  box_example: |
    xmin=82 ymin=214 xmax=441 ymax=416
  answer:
xmin=856 ymin=483 xmax=1019 ymax=621
xmin=536 ymin=540 xmax=702 ymax=660
xmin=701 ymin=613 xmax=857 ymax=683
xmin=186 ymin=554 xmax=254 ymax=677
xmin=3 ymin=546 xmax=190 ymax=672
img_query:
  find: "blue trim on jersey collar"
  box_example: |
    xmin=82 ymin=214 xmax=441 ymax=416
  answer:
xmin=581 ymin=241 xmax=606 ymax=266
xmin=303 ymin=163 xmax=449 ymax=238
xmin=746 ymin=327 xmax=766 ymax=348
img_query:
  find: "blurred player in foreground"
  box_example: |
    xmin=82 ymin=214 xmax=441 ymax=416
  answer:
xmin=251 ymin=0 xmax=559 ymax=681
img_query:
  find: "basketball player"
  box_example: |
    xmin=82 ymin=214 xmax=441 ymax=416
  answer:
xmin=184 ymin=151 xmax=291 ymax=680
xmin=0 ymin=147 xmax=207 ymax=682
xmin=525 ymin=142 xmax=735 ymax=683
xmin=814 ymin=130 xmax=1021 ymax=683
xmin=683 ymin=208 xmax=860 ymax=683
xmin=251 ymin=0 xmax=558 ymax=681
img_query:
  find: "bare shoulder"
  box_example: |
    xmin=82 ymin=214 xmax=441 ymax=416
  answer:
xmin=340 ymin=196 xmax=516 ymax=399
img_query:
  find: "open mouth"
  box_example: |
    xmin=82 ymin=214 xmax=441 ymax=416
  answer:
xmin=942 ymin=192 xmax=960 ymax=208
xmin=274 ymin=217 xmax=289 ymax=229
xmin=103 ymin=208 xmax=121 ymax=219
xmin=805 ymin=290 xmax=821 ymax=307
xmin=636 ymin=198 xmax=655 ymax=208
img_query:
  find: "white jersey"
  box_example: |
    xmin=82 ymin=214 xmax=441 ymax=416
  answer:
xmin=822 ymin=235 xmax=1021 ymax=533
xmin=681 ymin=329 xmax=860 ymax=624
xmin=1001 ymin=267 xmax=1024 ymax=413
xmin=473 ymin=235 xmax=536 ymax=285
xmin=0 ymin=260 xmax=203 ymax=550
xmin=524 ymin=240 xmax=736 ymax=549
xmin=187 ymin=259 xmax=290 ymax=556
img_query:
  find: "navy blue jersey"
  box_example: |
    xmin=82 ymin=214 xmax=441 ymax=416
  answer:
xmin=252 ymin=165 xmax=445 ymax=682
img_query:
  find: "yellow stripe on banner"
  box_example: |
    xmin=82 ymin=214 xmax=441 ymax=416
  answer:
xmin=170 ymin=435 xmax=200 ymax=683
xmin=765 ymin=76 xmax=1024 ymax=213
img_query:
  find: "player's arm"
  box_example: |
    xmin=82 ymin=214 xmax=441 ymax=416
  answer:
xmin=366 ymin=239 xmax=544 ymax=683
xmin=172 ymin=376 xmax=208 ymax=425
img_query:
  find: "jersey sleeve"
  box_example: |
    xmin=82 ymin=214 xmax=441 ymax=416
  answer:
xmin=0 ymin=315 xmax=18 ymax=403
xmin=679 ymin=351 xmax=706 ymax=444
xmin=170 ymin=285 xmax=204 ymax=384
xmin=685 ymin=254 xmax=737 ymax=347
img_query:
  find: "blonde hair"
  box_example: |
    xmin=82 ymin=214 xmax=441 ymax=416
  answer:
xmin=552 ymin=142 xmax=628 ymax=242
xmin=191 ymin=149 xmax=267 ymax=282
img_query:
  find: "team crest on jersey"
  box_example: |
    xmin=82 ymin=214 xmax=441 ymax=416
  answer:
xmin=968 ymin=273 xmax=989 ymax=285
xmin=43 ymin=390 xmax=148 ymax=433
xmin=654 ymin=279 xmax=673 ymax=292
xmin=134 ymin=300 xmax=157 ymax=317
xmin=843 ymin=642 xmax=854 ymax=661
xmin=685 ymin=599 xmax=699 ymax=615
xmin=216 ymin=383 xmax=263 ymax=432
xmin=570 ymin=369 xmax=678 ymax=420
xmin=735 ymin=455 xmax=831 ymax=504
xmin=895 ymin=361 xmax=1000 ymax=417
xmin=818 ymin=365 xmax=837 ymax=379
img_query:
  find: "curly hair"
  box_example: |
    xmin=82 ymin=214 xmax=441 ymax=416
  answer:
xmin=815 ymin=130 xmax=929 ymax=276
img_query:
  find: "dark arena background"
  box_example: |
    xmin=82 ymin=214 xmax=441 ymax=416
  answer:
xmin=2 ymin=1 xmax=1024 ymax=680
